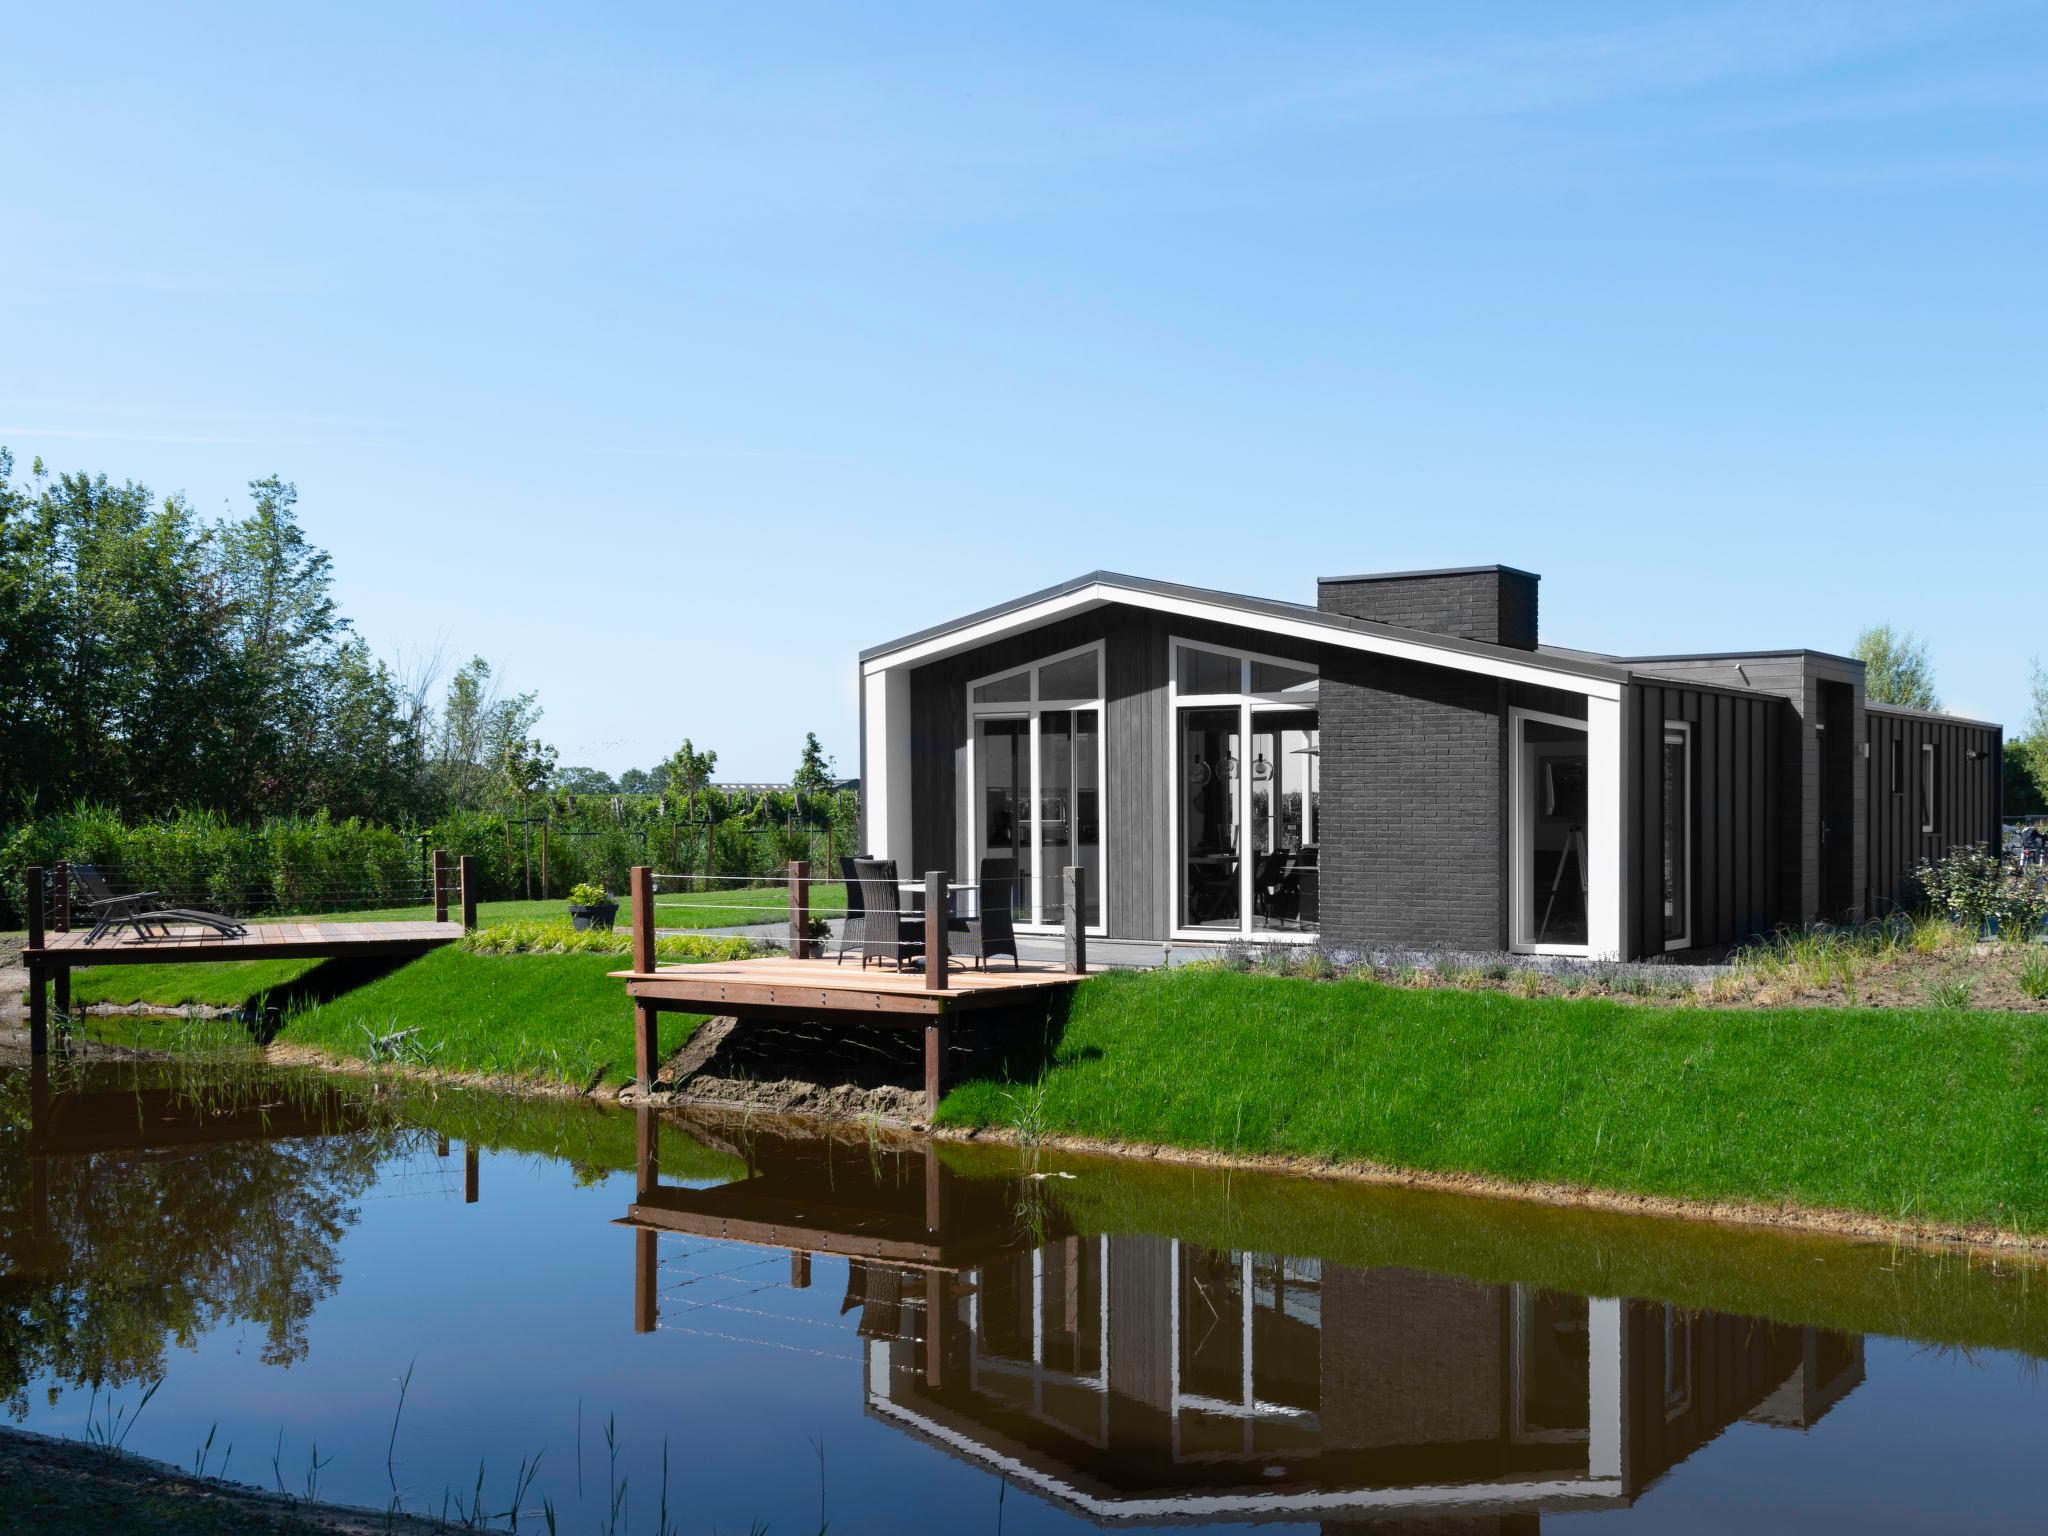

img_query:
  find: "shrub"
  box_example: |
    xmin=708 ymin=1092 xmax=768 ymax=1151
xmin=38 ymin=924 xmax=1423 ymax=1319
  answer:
xmin=2019 ymin=951 xmax=2048 ymax=1002
xmin=460 ymin=919 xmax=758 ymax=962
xmin=568 ymin=882 xmax=611 ymax=907
xmin=1923 ymin=976 xmax=1975 ymax=1012
xmin=1914 ymin=844 xmax=2007 ymax=935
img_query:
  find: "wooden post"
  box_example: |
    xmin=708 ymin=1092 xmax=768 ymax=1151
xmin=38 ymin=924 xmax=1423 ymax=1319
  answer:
xmin=789 ymin=1251 xmax=811 ymax=1289
xmin=635 ymin=1104 xmax=661 ymax=1197
xmin=52 ymin=862 xmax=69 ymax=933
xmin=436 ymin=1133 xmax=450 ymax=1158
xmin=634 ymin=1229 xmax=659 ymax=1333
xmin=923 ymin=1017 xmax=949 ymax=1119
xmin=1064 ymin=865 xmax=1087 ymax=975
xmin=458 ymin=855 xmax=478 ymax=932
xmin=924 ymin=869 xmax=949 ymax=991
xmin=924 ymin=1146 xmax=944 ymax=1234
xmin=702 ymin=815 xmax=715 ymax=895
xmin=631 ymin=865 xmax=660 ymax=1085
xmin=633 ymin=1103 xmax=661 ymax=1332
xmin=432 ymin=849 xmax=449 ymax=924
xmin=788 ymin=860 xmax=811 ymax=959
xmin=464 ymin=1144 xmax=479 ymax=1204
xmin=26 ymin=867 xmax=46 ymax=1058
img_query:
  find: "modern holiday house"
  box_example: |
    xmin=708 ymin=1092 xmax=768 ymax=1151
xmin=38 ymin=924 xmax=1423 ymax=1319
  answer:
xmin=858 ymin=566 xmax=2002 ymax=961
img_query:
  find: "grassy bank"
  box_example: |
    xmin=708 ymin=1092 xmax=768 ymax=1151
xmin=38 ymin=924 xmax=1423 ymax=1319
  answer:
xmin=50 ymin=948 xmax=2048 ymax=1237
xmin=71 ymin=947 xmax=706 ymax=1089
xmin=939 ymin=968 xmax=2048 ymax=1234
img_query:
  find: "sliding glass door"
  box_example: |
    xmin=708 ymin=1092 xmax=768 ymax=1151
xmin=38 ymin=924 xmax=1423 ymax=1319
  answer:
xmin=967 ymin=647 xmax=1104 ymax=931
xmin=1172 ymin=640 xmax=1319 ymax=938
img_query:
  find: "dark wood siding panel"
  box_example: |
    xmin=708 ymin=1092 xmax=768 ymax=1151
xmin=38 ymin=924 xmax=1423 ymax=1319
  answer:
xmin=1627 ymin=681 xmax=1789 ymax=953
xmin=1864 ymin=711 xmax=2003 ymax=916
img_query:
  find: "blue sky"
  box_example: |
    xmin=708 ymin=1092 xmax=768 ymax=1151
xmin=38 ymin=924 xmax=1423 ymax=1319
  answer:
xmin=6 ymin=2 xmax=2044 ymax=777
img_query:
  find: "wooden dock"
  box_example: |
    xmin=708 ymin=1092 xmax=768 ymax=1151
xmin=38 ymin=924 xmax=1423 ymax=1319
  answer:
xmin=19 ymin=858 xmax=475 ymax=1056
xmin=613 ymin=863 xmax=1090 ymax=1114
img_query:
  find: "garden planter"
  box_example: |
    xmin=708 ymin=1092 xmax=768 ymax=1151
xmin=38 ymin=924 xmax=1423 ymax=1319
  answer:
xmin=569 ymin=901 xmax=619 ymax=932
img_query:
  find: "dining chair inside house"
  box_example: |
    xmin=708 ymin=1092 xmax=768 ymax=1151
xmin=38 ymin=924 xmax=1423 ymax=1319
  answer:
xmin=1251 ymin=850 xmax=1290 ymax=919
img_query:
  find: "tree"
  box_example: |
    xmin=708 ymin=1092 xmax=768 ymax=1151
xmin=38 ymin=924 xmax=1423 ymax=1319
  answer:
xmin=2003 ymin=741 xmax=2046 ymax=816
xmin=792 ymin=732 xmax=835 ymax=794
xmin=432 ymin=658 xmax=541 ymax=811
xmin=661 ymin=738 xmax=717 ymax=814
xmin=556 ymin=765 xmax=618 ymax=795
xmin=498 ymin=735 xmax=559 ymax=899
xmin=2017 ymin=660 xmax=2048 ymax=813
xmin=1853 ymin=624 xmax=1939 ymax=711
xmin=616 ymin=766 xmax=657 ymax=795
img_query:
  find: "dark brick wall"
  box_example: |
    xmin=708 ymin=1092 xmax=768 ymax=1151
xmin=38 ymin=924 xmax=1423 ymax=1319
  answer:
xmin=1320 ymin=651 xmax=1507 ymax=950
xmin=1317 ymin=567 xmax=1539 ymax=651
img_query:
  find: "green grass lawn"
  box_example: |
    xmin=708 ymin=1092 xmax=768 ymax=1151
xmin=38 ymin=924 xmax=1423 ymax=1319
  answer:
xmin=938 ymin=968 xmax=2048 ymax=1233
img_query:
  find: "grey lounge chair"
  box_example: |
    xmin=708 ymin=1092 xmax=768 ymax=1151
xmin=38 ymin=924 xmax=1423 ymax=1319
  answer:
xmin=70 ymin=862 xmax=249 ymax=944
xmin=852 ymin=857 xmax=923 ymax=971
xmin=951 ymin=857 xmax=1021 ymax=971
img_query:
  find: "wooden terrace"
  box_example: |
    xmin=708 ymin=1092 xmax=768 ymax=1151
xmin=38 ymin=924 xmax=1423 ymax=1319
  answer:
xmin=612 ymin=863 xmax=1092 ymax=1115
xmin=19 ymin=857 xmax=477 ymax=1057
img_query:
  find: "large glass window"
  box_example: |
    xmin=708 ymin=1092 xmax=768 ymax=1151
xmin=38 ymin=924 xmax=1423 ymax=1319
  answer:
xmin=1173 ymin=642 xmax=1318 ymax=937
xmin=967 ymin=647 xmax=1104 ymax=930
xmin=1512 ymin=711 xmax=1590 ymax=952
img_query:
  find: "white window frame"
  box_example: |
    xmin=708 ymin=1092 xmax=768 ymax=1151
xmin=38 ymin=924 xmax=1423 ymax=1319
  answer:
xmin=964 ymin=641 xmax=1108 ymax=936
xmin=1921 ymin=740 xmax=1936 ymax=834
xmin=1510 ymin=706 xmax=1594 ymax=957
xmin=1166 ymin=635 xmax=1320 ymax=945
xmin=1662 ymin=722 xmax=1692 ymax=953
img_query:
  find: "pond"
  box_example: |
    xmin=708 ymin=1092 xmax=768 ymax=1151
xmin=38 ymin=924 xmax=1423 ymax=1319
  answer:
xmin=3 ymin=1056 xmax=2046 ymax=1533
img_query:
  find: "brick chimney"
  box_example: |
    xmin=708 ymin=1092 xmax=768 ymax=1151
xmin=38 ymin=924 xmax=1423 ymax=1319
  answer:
xmin=1315 ymin=565 xmax=1539 ymax=651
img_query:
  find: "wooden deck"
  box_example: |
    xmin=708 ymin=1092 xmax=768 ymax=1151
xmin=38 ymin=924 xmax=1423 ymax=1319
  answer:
xmin=610 ymin=954 xmax=1089 ymax=1016
xmin=29 ymin=920 xmax=466 ymax=965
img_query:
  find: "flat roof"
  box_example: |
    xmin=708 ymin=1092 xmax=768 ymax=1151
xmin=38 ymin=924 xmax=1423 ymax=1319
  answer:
xmin=1865 ymin=700 xmax=2003 ymax=731
xmin=1316 ymin=563 xmax=1540 ymax=586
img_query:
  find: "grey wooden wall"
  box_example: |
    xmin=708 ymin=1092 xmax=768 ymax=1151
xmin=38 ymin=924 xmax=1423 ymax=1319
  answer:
xmin=1627 ymin=680 xmax=1789 ymax=952
xmin=1864 ymin=707 xmax=2003 ymax=917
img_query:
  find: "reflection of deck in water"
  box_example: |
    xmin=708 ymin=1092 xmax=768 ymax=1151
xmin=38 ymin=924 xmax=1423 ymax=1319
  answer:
xmin=618 ymin=1109 xmax=1867 ymax=1527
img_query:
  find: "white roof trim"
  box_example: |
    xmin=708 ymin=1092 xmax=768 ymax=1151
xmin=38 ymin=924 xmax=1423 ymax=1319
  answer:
xmin=861 ymin=580 xmax=1622 ymax=699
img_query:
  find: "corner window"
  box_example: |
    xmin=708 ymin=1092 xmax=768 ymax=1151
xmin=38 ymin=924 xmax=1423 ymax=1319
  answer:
xmin=1170 ymin=640 xmax=1319 ymax=938
xmin=967 ymin=644 xmax=1104 ymax=929
xmin=1921 ymin=742 xmax=1936 ymax=833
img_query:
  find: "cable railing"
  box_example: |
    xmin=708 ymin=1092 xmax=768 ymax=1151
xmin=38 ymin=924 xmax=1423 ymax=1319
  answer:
xmin=618 ymin=861 xmax=1098 ymax=980
xmin=19 ymin=853 xmax=484 ymax=935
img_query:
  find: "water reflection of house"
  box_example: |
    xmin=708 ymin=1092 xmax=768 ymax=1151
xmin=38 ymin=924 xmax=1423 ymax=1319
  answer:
xmin=618 ymin=1116 xmax=1865 ymax=1528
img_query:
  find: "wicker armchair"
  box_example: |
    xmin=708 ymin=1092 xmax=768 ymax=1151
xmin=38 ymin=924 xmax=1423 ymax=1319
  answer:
xmin=951 ymin=857 xmax=1021 ymax=970
xmin=852 ymin=857 xmax=923 ymax=971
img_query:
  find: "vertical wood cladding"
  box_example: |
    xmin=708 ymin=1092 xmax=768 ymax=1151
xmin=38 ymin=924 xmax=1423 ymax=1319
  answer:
xmin=1627 ymin=681 xmax=1787 ymax=950
xmin=1863 ymin=706 xmax=2004 ymax=917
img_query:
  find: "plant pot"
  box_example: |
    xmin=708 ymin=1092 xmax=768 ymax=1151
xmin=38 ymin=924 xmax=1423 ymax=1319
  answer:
xmin=569 ymin=901 xmax=619 ymax=932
